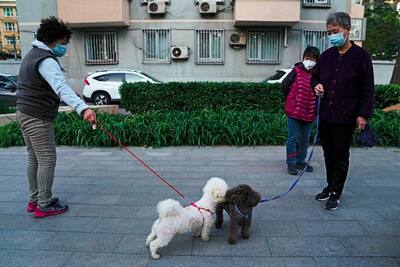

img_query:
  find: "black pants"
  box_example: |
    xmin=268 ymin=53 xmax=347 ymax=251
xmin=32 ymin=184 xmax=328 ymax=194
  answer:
xmin=319 ymin=121 xmax=356 ymax=196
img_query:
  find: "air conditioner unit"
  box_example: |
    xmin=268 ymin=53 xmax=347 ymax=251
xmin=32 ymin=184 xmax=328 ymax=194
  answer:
xmin=148 ymin=0 xmax=166 ymax=14
xmin=171 ymin=46 xmax=189 ymax=59
xmin=229 ymin=32 xmax=246 ymax=46
xmin=199 ymin=1 xmax=217 ymax=14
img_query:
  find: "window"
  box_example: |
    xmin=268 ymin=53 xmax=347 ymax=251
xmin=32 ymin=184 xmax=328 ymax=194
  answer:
xmin=353 ymin=0 xmax=362 ymax=6
xmin=3 ymin=8 xmax=13 ymax=17
xmin=350 ymin=18 xmax=365 ymax=41
xmin=125 ymin=73 xmax=146 ymax=82
xmin=303 ymin=0 xmax=331 ymax=7
xmin=5 ymin=22 xmax=15 ymax=31
xmin=94 ymin=73 xmax=124 ymax=82
xmin=6 ymin=36 xmax=15 ymax=45
xmin=302 ymin=30 xmax=329 ymax=54
xmin=143 ymin=29 xmax=170 ymax=63
xmin=246 ymin=29 xmax=281 ymax=64
xmin=85 ymin=32 xmax=118 ymax=65
xmin=195 ymin=29 xmax=224 ymax=65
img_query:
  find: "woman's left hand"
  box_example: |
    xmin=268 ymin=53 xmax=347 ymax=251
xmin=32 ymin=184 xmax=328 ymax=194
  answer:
xmin=356 ymin=116 xmax=367 ymax=130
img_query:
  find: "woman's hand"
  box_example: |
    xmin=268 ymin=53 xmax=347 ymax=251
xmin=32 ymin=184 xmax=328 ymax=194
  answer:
xmin=83 ymin=109 xmax=97 ymax=125
xmin=314 ymin=84 xmax=324 ymax=96
xmin=356 ymin=116 xmax=367 ymax=130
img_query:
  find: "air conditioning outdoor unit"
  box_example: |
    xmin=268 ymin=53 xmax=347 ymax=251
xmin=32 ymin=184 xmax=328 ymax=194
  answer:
xmin=171 ymin=46 xmax=189 ymax=59
xmin=148 ymin=0 xmax=166 ymax=14
xmin=229 ymin=32 xmax=246 ymax=46
xmin=199 ymin=1 xmax=217 ymax=14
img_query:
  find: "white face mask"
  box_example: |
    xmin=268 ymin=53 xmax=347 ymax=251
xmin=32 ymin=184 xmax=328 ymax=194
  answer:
xmin=303 ymin=60 xmax=316 ymax=70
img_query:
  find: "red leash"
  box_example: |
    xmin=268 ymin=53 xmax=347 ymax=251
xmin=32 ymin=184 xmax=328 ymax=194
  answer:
xmin=94 ymin=124 xmax=213 ymax=214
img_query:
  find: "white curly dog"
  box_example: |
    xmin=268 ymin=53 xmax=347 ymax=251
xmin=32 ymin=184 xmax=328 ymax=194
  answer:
xmin=145 ymin=177 xmax=229 ymax=259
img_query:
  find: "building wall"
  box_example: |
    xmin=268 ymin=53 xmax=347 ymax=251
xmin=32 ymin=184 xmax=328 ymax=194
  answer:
xmin=16 ymin=0 xmax=364 ymax=95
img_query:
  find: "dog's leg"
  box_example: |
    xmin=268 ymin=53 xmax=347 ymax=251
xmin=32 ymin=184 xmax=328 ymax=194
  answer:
xmin=215 ymin=204 xmax=224 ymax=229
xmin=228 ymin=220 xmax=239 ymax=245
xmin=149 ymin=234 xmax=174 ymax=260
xmin=200 ymin=215 xmax=212 ymax=242
xmin=241 ymin=219 xmax=251 ymax=239
xmin=146 ymin=231 xmax=157 ymax=247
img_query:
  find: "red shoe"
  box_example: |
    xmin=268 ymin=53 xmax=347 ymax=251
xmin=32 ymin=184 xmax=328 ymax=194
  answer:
xmin=26 ymin=201 xmax=37 ymax=212
xmin=34 ymin=199 xmax=68 ymax=218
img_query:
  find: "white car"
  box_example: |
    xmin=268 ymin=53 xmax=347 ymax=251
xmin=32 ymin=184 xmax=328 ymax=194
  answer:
xmin=83 ymin=70 xmax=161 ymax=105
xmin=262 ymin=68 xmax=293 ymax=84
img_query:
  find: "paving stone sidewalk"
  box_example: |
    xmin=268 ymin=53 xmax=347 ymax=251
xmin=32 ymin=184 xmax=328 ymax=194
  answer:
xmin=0 ymin=146 xmax=399 ymax=267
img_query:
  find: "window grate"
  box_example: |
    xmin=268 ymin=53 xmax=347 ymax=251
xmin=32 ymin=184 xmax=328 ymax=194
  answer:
xmin=302 ymin=30 xmax=329 ymax=55
xmin=303 ymin=0 xmax=331 ymax=8
xmin=143 ymin=29 xmax=170 ymax=64
xmin=246 ymin=28 xmax=281 ymax=64
xmin=195 ymin=29 xmax=224 ymax=65
xmin=85 ymin=32 xmax=118 ymax=65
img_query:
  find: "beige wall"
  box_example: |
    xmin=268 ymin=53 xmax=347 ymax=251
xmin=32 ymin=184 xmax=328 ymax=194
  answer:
xmin=57 ymin=0 xmax=130 ymax=27
xmin=234 ymin=0 xmax=300 ymax=26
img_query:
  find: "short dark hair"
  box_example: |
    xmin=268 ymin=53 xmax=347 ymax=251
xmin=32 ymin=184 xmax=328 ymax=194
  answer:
xmin=303 ymin=46 xmax=320 ymax=61
xmin=36 ymin=16 xmax=72 ymax=44
xmin=326 ymin=12 xmax=352 ymax=30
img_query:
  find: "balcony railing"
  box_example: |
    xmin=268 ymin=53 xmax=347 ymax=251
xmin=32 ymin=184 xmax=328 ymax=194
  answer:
xmin=303 ymin=0 xmax=331 ymax=8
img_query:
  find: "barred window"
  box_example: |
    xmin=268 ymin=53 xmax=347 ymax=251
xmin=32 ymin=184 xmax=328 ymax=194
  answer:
xmin=303 ymin=0 xmax=331 ymax=7
xmin=85 ymin=32 xmax=118 ymax=65
xmin=143 ymin=29 xmax=170 ymax=63
xmin=195 ymin=29 xmax=224 ymax=65
xmin=350 ymin=18 xmax=365 ymax=41
xmin=302 ymin=30 xmax=328 ymax=54
xmin=5 ymin=22 xmax=15 ymax=31
xmin=246 ymin=29 xmax=281 ymax=64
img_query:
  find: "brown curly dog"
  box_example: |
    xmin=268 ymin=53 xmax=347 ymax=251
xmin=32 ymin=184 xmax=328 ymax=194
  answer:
xmin=215 ymin=184 xmax=261 ymax=245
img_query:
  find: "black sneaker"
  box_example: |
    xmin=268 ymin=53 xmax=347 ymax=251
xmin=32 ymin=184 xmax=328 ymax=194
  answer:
xmin=315 ymin=187 xmax=331 ymax=201
xmin=296 ymin=163 xmax=313 ymax=172
xmin=287 ymin=164 xmax=298 ymax=175
xmin=326 ymin=192 xmax=340 ymax=211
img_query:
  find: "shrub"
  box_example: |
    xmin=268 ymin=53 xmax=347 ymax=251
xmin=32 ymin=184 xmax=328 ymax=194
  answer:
xmin=374 ymin=84 xmax=400 ymax=109
xmin=0 ymin=103 xmax=16 ymax=114
xmin=1 ymin=109 xmax=398 ymax=148
xmin=120 ymin=82 xmax=284 ymax=114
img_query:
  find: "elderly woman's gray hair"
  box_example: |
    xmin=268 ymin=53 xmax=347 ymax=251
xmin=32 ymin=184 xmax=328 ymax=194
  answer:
xmin=326 ymin=12 xmax=352 ymax=29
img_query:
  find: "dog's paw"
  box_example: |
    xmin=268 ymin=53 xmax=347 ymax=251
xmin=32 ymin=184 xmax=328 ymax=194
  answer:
xmin=228 ymin=238 xmax=237 ymax=245
xmin=241 ymin=233 xmax=250 ymax=239
xmin=151 ymin=253 xmax=160 ymax=260
xmin=201 ymin=236 xmax=210 ymax=242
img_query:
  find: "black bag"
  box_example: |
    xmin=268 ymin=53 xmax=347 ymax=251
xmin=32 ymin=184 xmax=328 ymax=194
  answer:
xmin=355 ymin=124 xmax=379 ymax=147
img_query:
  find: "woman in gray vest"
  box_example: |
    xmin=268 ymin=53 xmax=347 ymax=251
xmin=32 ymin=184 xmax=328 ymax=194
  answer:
xmin=16 ymin=17 xmax=96 ymax=218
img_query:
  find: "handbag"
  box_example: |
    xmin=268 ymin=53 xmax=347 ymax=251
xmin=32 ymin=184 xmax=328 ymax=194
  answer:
xmin=355 ymin=124 xmax=379 ymax=147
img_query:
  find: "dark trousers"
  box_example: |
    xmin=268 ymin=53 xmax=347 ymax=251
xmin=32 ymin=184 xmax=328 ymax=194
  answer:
xmin=319 ymin=121 xmax=356 ymax=196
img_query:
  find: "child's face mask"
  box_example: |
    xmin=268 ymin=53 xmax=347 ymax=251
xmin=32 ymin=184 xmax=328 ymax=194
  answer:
xmin=303 ymin=60 xmax=316 ymax=70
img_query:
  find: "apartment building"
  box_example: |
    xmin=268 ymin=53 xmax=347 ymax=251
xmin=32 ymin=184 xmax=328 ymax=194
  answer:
xmin=16 ymin=0 xmax=366 ymax=91
xmin=0 ymin=0 xmax=20 ymax=58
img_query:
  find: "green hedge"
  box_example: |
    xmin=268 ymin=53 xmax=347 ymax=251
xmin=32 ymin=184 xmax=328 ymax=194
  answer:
xmin=0 ymin=103 xmax=16 ymax=114
xmin=120 ymin=82 xmax=284 ymax=113
xmin=1 ymin=109 xmax=398 ymax=148
xmin=374 ymin=84 xmax=400 ymax=109
xmin=120 ymin=82 xmax=400 ymax=114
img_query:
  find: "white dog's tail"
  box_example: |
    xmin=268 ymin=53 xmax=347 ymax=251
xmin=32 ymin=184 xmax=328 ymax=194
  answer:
xmin=157 ymin=199 xmax=184 ymax=218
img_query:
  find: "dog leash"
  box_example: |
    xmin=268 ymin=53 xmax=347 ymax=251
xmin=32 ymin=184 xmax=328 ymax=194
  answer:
xmin=259 ymin=96 xmax=321 ymax=203
xmin=94 ymin=124 xmax=214 ymax=214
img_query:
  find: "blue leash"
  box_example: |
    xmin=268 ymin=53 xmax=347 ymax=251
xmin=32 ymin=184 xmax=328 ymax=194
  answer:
xmin=259 ymin=96 xmax=321 ymax=203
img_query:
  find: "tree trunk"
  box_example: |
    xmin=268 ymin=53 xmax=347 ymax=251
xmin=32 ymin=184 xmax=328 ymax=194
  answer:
xmin=390 ymin=50 xmax=400 ymax=84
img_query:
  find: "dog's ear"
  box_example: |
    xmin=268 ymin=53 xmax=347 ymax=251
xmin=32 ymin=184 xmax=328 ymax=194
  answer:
xmin=246 ymin=190 xmax=261 ymax=207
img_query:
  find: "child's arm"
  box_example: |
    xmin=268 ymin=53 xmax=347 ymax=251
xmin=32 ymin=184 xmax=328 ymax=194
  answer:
xmin=281 ymin=70 xmax=296 ymax=98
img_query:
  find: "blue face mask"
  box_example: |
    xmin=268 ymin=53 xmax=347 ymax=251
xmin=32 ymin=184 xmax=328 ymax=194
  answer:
xmin=52 ymin=44 xmax=67 ymax=57
xmin=328 ymin=32 xmax=346 ymax=47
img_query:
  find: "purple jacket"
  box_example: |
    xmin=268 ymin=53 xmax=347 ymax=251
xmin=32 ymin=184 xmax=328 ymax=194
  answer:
xmin=284 ymin=64 xmax=316 ymax=122
xmin=311 ymin=42 xmax=374 ymax=124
